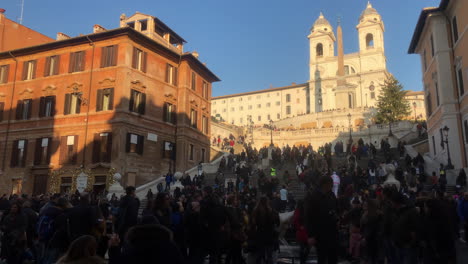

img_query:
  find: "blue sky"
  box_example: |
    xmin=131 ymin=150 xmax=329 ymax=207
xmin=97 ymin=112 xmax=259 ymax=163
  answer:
xmin=4 ymin=0 xmax=440 ymax=96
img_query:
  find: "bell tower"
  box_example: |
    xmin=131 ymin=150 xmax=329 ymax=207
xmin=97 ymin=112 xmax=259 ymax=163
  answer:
xmin=308 ymin=12 xmax=336 ymax=66
xmin=356 ymin=2 xmax=385 ymax=53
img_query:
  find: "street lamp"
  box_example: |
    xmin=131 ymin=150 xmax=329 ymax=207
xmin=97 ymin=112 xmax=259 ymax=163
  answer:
xmin=269 ymin=119 xmax=275 ymax=146
xmin=442 ymin=126 xmax=454 ymax=169
xmin=347 ymin=113 xmax=352 ymax=141
xmin=413 ymin=101 xmax=417 ymax=121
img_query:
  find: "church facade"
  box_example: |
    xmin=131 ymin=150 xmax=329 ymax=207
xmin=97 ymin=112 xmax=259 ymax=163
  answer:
xmin=212 ymin=2 xmax=419 ymax=128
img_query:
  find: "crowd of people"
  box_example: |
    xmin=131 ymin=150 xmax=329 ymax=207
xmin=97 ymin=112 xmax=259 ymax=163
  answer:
xmin=0 ymin=138 xmax=467 ymax=264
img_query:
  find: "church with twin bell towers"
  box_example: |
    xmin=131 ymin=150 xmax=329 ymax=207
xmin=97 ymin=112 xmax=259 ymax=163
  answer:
xmin=211 ymin=2 xmax=419 ymax=130
xmin=309 ymin=2 xmax=388 ymax=113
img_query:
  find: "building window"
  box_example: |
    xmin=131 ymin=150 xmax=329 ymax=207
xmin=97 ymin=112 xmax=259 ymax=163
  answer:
xmin=126 ymin=133 xmax=144 ymax=155
xmin=256 ymin=95 xmax=261 ymax=99
xmin=457 ymin=68 xmax=465 ymax=97
xmin=191 ymin=72 xmax=196 ymax=91
xmin=140 ymin=19 xmax=148 ymax=31
xmin=202 ymin=115 xmax=208 ymax=134
xmin=248 ymin=105 xmax=252 ymax=110
xmin=257 ymin=104 xmax=261 ymax=109
xmin=366 ymin=34 xmax=374 ymax=48
xmin=426 ymin=93 xmax=432 ymax=116
xmin=0 ymin=65 xmax=9 ymax=83
xmin=166 ymin=64 xmax=178 ymax=85
xmin=239 ymin=97 xmax=243 ymax=101
xmin=316 ymin=43 xmax=323 ymax=57
xmin=60 ymin=135 xmax=78 ymax=165
xmin=163 ymin=141 xmax=175 ymax=159
xmin=464 ymin=120 xmax=468 ymax=143
xmin=163 ymin=102 xmax=177 ymax=124
xmin=43 ymin=55 xmax=60 ymax=77
xmin=430 ymin=35 xmax=435 ymax=57
xmin=190 ymin=109 xmax=198 ymax=128
xmin=231 ymin=107 xmax=235 ymax=112
xmin=348 ymin=93 xmax=354 ymax=108
xmin=370 ymin=92 xmax=375 ymax=99
xmin=286 ymin=106 xmax=291 ymax=115
xmin=189 ymin=144 xmax=194 ymax=160
xmin=64 ymin=93 xmax=81 ymax=115
xmin=129 ymin=89 xmax=146 ymax=114
xmin=432 ymin=135 xmax=436 ymax=155
xmin=132 ymin=47 xmax=147 ymax=72
xmin=286 ymin=94 xmax=291 ymax=103
xmin=452 ymin=16 xmax=459 ymax=43
xmin=239 ymin=118 xmax=243 ymax=124
xmin=0 ymin=102 xmax=4 ymax=122
xmin=201 ymin=148 xmax=206 ymax=163
xmin=11 ymin=139 xmax=28 ymax=168
xmin=239 ymin=106 xmax=243 ymax=111
xmin=266 ymin=102 xmax=271 ymax=107
xmin=69 ymin=51 xmax=85 ymax=73
xmin=101 ymin=45 xmax=118 ymax=68
xmin=22 ymin=60 xmax=37 ymax=80
xmin=435 ymin=82 xmax=440 ymax=106
xmin=296 ymin=98 xmax=300 ymax=103
xmin=267 ymin=114 xmax=271 ymax=120
xmin=258 ymin=116 xmax=261 ymax=121
xmin=222 ymin=108 xmax=226 ymax=112
xmin=202 ymin=81 xmax=208 ymax=99
xmin=276 ymin=101 xmax=280 ymax=106
xmin=344 ymin=65 xmax=356 ymax=75
xmin=96 ymin=88 xmax=114 ymax=111
xmin=39 ymin=96 xmax=56 ymax=117
xmin=16 ymin=99 xmax=32 ymax=120
xmin=92 ymin=132 xmax=112 ymax=163
xmin=423 ymin=50 xmax=427 ymax=72
xmin=277 ymin=113 xmax=280 ymax=119
xmin=34 ymin=137 xmax=52 ymax=165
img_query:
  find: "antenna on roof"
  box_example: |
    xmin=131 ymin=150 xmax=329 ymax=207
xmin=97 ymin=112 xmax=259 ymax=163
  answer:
xmin=18 ymin=0 xmax=24 ymax=24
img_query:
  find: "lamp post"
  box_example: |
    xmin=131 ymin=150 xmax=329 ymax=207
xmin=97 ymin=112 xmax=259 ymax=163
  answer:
xmin=347 ymin=113 xmax=352 ymax=141
xmin=413 ymin=101 xmax=417 ymax=121
xmin=248 ymin=116 xmax=254 ymax=144
xmin=269 ymin=119 xmax=275 ymax=146
xmin=442 ymin=126 xmax=454 ymax=169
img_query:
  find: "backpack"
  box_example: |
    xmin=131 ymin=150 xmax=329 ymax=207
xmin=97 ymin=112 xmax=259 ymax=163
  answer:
xmin=36 ymin=215 xmax=56 ymax=241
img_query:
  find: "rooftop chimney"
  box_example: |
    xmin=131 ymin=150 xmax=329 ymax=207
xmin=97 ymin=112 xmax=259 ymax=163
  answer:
xmin=93 ymin=24 xmax=106 ymax=33
xmin=56 ymin=32 xmax=71 ymax=41
xmin=192 ymin=51 xmax=199 ymax=59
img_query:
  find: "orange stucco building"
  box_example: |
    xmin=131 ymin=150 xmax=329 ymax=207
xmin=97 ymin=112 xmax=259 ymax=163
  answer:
xmin=0 ymin=12 xmax=219 ymax=194
xmin=0 ymin=9 xmax=54 ymax=52
xmin=409 ymin=0 xmax=467 ymax=169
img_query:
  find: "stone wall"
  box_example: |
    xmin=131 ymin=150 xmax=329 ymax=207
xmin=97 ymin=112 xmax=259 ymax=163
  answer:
xmin=250 ymin=121 xmax=414 ymax=150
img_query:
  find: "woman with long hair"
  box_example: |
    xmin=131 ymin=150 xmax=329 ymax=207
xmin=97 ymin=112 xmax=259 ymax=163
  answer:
xmin=247 ymin=196 xmax=280 ymax=264
xmin=56 ymin=235 xmax=105 ymax=264
xmin=0 ymin=202 xmax=28 ymax=264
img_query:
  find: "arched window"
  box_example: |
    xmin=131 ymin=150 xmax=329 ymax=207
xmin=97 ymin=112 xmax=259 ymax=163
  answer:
xmin=366 ymin=33 xmax=374 ymax=49
xmin=344 ymin=65 xmax=356 ymax=75
xmin=316 ymin=43 xmax=323 ymax=57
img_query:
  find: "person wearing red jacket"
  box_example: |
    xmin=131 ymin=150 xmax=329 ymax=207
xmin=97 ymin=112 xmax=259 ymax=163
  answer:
xmin=293 ymin=200 xmax=309 ymax=264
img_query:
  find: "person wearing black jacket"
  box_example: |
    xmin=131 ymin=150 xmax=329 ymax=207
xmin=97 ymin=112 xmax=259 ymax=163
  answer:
xmin=116 ymin=186 xmax=140 ymax=242
xmin=304 ymin=176 xmax=338 ymax=264
xmin=200 ymin=186 xmax=228 ymax=264
xmin=108 ymin=224 xmax=183 ymax=264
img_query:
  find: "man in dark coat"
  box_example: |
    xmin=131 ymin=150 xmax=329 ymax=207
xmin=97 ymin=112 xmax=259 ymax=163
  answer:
xmin=304 ymin=176 xmax=338 ymax=264
xmin=117 ymin=186 xmax=140 ymax=242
